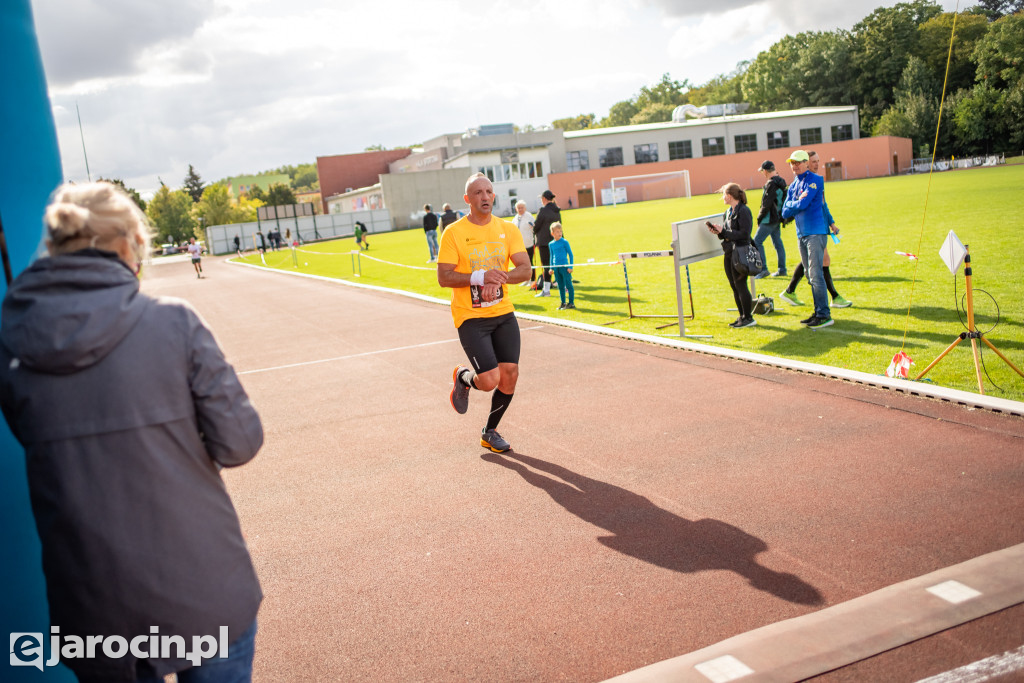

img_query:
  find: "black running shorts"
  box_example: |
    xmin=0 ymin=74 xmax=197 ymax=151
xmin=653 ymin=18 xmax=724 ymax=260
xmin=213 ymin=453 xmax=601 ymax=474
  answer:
xmin=457 ymin=312 xmax=521 ymax=374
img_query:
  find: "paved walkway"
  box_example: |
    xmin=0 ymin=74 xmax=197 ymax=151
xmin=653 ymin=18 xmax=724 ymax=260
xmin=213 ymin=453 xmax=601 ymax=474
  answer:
xmin=143 ymin=257 xmax=1024 ymax=682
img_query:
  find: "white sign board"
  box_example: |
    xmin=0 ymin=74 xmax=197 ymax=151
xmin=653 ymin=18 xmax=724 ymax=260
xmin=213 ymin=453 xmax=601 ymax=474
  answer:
xmin=600 ymin=186 xmax=628 ymax=205
xmin=671 ymin=213 xmax=727 ymax=266
xmin=939 ymin=230 xmax=967 ymax=275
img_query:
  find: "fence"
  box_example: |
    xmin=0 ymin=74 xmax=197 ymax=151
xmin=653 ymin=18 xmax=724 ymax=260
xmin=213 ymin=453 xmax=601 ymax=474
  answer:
xmin=203 ymin=209 xmax=392 ymax=255
xmin=908 ymin=154 xmax=1005 ymax=174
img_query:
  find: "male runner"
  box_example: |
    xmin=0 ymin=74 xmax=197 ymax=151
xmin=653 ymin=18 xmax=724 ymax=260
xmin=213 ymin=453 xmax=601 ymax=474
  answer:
xmin=438 ymin=172 xmax=532 ymax=453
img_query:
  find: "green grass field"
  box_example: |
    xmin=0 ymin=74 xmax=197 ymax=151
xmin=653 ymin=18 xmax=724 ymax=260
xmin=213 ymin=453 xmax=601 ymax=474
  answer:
xmin=238 ymin=164 xmax=1024 ymax=401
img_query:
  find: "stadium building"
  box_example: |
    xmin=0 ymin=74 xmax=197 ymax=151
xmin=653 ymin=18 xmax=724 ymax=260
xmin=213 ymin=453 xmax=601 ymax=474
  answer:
xmin=317 ymin=105 xmax=911 ymax=230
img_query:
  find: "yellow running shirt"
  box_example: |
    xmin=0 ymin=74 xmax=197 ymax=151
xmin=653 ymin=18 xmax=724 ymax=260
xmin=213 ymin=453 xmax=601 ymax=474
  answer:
xmin=437 ymin=214 xmax=526 ymax=328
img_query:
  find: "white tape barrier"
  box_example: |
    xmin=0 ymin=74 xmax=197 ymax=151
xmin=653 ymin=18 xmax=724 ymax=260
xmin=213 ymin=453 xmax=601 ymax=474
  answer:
xmin=293 ymin=247 xmax=618 ymax=271
xmin=619 ymin=250 xmax=674 ymax=260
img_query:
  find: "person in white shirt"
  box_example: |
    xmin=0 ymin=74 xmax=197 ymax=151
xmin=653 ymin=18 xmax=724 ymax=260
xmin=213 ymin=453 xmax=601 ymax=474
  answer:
xmin=187 ymin=237 xmax=204 ymax=278
xmin=511 ymin=200 xmax=536 ymax=287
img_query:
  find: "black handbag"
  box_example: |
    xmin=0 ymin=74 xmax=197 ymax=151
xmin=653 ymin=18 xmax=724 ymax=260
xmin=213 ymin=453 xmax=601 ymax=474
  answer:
xmin=731 ymin=243 xmax=763 ymax=277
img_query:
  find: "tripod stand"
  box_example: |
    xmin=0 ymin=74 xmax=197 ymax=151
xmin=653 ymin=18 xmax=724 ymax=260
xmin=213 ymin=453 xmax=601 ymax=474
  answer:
xmin=915 ymin=247 xmax=1024 ymax=394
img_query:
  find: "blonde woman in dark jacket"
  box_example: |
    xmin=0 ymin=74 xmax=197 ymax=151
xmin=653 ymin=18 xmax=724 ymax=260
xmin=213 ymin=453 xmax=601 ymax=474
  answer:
xmin=707 ymin=182 xmax=756 ymax=328
xmin=0 ymin=182 xmax=263 ymax=683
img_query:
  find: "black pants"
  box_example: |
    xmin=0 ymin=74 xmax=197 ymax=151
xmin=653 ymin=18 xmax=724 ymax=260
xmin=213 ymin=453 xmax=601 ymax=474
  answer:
xmin=525 ymin=245 xmax=536 ymax=281
xmin=724 ymin=250 xmax=753 ymax=319
xmin=537 ymin=245 xmax=551 ymax=283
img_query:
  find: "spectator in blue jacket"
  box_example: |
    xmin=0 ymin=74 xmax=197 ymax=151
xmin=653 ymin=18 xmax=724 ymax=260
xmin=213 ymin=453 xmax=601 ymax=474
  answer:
xmin=780 ymin=151 xmax=853 ymax=309
xmin=781 ymin=149 xmax=832 ymax=329
xmin=548 ymin=222 xmax=575 ymax=310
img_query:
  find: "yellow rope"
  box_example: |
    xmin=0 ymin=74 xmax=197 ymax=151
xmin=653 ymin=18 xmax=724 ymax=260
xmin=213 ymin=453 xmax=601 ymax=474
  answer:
xmin=900 ymin=3 xmax=960 ymax=352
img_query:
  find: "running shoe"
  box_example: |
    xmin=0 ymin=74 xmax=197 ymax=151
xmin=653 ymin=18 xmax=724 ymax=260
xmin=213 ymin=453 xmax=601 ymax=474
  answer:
xmin=535 ymin=290 xmax=551 ymax=297
xmin=728 ymin=317 xmax=744 ymax=327
xmin=832 ymin=295 xmax=853 ymax=308
xmin=735 ymin=317 xmax=757 ymax=328
xmin=480 ymin=429 xmax=511 ymax=453
xmin=800 ymin=315 xmax=817 ymax=325
xmin=771 ymin=270 xmax=788 ymax=277
xmin=450 ymin=365 xmax=470 ymax=414
xmin=564 ymin=303 xmax=575 ymax=310
xmin=754 ymin=270 xmax=770 ymax=279
xmin=557 ymin=303 xmax=566 ymax=310
xmin=779 ymin=290 xmax=803 ymax=306
xmin=808 ymin=317 xmax=834 ymax=329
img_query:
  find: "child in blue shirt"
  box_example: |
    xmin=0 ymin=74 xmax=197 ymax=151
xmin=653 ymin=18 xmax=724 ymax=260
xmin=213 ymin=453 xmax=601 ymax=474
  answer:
xmin=548 ymin=222 xmax=575 ymax=310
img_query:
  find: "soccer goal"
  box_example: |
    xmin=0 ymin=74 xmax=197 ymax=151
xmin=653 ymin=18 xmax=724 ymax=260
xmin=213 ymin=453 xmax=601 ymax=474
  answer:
xmin=606 ymin=170 xmax=691 ymax=207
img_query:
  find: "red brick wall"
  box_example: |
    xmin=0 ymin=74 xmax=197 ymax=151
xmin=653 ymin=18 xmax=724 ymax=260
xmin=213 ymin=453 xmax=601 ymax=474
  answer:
xmin=548 ymin=136 xmax=912 ymax=206
xmin=316 ymin=149 xmax=413 ymax=213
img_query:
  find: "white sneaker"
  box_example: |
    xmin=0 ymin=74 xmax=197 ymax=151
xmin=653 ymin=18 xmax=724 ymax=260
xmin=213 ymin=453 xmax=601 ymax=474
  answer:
xmin=535 ymin=290 xmax=550 ymax=297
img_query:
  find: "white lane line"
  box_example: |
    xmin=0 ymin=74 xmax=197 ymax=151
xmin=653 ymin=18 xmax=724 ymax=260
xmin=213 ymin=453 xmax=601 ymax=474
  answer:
xmin=238 ymin=339 xmax=459 ymax=375
xmin=915 ymin=645 xmax=1024 ymax=683
xmin=927 ymin=580 xmax=983 ymax=605
xmin=237 ymin=326 xmax=545 ymax=376
xmin=694 ymin=655 xmax=755 ymax=682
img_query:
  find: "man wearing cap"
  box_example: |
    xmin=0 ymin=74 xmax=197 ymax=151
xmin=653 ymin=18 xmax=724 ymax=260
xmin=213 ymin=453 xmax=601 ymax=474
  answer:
xmin=753 ymin=160 xmax=788 ymax=279
xmin=532 ymin=189 xmax=560 ymax=297
xmin=781 ymin=150 xmax=832 ymax=329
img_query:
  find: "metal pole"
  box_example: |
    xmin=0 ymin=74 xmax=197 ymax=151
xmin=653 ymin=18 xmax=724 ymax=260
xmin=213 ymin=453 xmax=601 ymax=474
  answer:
xmin=622 ymin=260 xmax=633 ymax=318
xmin=76 ymin=102 xmax=91 ymax=182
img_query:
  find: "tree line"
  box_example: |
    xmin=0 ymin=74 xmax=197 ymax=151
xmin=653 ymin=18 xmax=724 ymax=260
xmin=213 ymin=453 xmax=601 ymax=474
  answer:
xmin=551 ymin=0 xmax=1023 ymax=158
xmin=107 ymin=162 xmax=319 ymax=247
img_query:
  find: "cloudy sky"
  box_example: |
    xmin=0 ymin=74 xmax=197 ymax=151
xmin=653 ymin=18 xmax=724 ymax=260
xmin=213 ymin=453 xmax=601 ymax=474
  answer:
xmin=33 ymin=0 xmax=965 ymax=198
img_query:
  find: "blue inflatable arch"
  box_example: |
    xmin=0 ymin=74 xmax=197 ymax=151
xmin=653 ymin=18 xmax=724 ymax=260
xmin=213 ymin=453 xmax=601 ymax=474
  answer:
xmin=1 ymin=1 xmax=73 ymax=680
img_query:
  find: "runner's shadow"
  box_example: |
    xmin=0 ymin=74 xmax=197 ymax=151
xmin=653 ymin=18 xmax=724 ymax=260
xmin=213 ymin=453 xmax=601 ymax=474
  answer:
xmin=482 ymin=451 xmax=823 ymax=606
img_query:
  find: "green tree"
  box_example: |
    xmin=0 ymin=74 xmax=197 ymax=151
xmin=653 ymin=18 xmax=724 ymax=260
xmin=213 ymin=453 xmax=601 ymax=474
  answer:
xmin=233 ymin=195 xmax=263 ymax=224
xmin=1002 ymin=81 xmax=1024 ymax=152
xmin=244 ymin=184 xmax=267 ymax=203
xmin=742 ymin=34 xmax=814 ymax=110
xmin=628 ymin=102 xmax=677 ymax=125
xmin=875 ymin=57 xmax=946 ymax=156
xmin=972 ymin=11 xmax=1024 ymax=88
xmin=970 ymin=0 xmax=1024 ymax=20
xmin=952 ymin=80 xmax=1003 ymax=153
xmin=146 ymin=186 xmax=195 ymax=245
xmin=552 ymin=113 xmax=596 ymax=131
xmin=634 ymin=73 xmax=691 ymax=109
xmin=98 ymin=177 xmax=146 ymax=211
xmin=600 ymin=100 xmax=639 ymax=127
xmin=851 ymin=1 xmax=943 ymax=131
xmin=265 ymin=183 xmax=298 ymax=206
xmin=688 ymin=63 xmax=748 ymax=107
xmin=293 ymin=165 xmax=319 ymax=190
xmin=183 ymin=164 xmax=206 ymax=203
xmin=794 ymin=31 xmax=856 ymax=106
xmin=193 ymin=184 xmax=238 ymax=229
xmin=916 ymin=12 xmax=989 ymax=97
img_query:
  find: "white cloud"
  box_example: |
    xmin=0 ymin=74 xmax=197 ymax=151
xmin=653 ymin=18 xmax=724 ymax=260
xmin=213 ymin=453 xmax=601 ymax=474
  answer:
xmin=32 ymin=0 xmax=967 ymax=197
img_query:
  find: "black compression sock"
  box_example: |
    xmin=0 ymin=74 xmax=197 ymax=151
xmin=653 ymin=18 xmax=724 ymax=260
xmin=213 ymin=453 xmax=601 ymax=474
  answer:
xmin=787 ymin=262 xmax=804 ymax=293
xmin=823 ymin=266 xmax=839 ymax=299
xmin=485 ymin=390 xmax=513 ymax=432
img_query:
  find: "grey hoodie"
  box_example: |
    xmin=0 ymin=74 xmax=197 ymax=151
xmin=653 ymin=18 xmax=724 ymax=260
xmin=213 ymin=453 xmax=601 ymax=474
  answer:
xmin=0 ymin=250 xmax=263 ymax=680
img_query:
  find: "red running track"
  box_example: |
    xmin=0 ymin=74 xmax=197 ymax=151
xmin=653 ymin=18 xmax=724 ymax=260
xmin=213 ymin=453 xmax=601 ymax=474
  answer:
xmin=141 ymin=257 xmax=1024 ymax=682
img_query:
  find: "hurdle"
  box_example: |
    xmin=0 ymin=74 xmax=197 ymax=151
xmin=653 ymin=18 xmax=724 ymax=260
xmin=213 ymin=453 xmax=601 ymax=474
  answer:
xmin=603 ymin=250 xmax=693 ymax=326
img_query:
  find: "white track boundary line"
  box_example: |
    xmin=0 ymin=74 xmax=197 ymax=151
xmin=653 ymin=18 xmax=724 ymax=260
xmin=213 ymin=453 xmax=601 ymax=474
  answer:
xmin=229 ymin=260 xmax=1024 ymax=417
xmin=236 ymin=325 xmax=545 ymax=376
xmin=915 ymin=644 xmax=1024 ymax=683
xmin=602 ymin=544 xmax=1024 ymax=683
